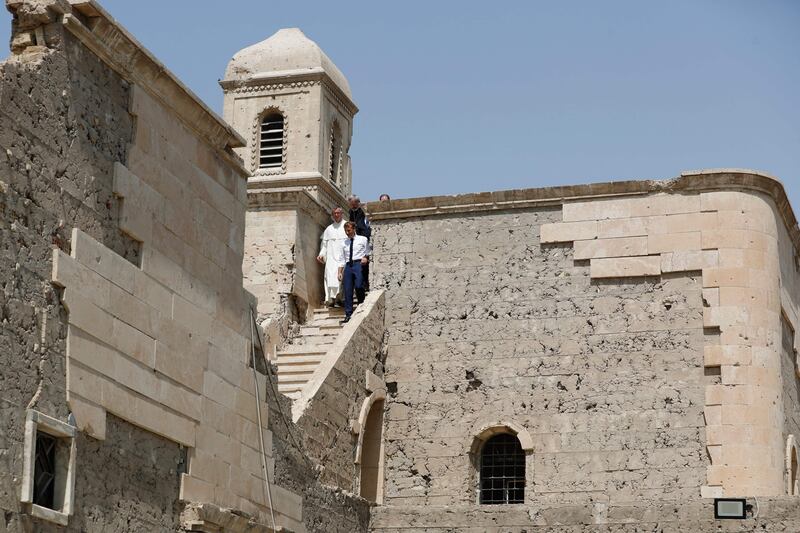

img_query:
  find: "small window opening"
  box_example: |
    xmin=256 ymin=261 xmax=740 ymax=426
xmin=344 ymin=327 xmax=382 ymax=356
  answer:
xmin=33 ymin=432 xmax=57 ymax=509
xmin=479 ymin=433 xmax=525 ymax=504
xmin=21 ymin=410 xmax=77 ymax=526
xmin=329 ymin=123 xmax=341 ymax=185
xmin=259 ymin=113 xmax=284 ymax=169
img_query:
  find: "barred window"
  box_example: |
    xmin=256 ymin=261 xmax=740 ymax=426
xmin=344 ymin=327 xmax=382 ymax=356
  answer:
xmin=259 ymin=113 xmax=284 ymax=169
xmin=21 ymin=410 xmax=77 ymax=526
xmin=479 ymin=433 xmax=525 ymax=504
xmin=33 ymin=432 xmax=57 ymax=509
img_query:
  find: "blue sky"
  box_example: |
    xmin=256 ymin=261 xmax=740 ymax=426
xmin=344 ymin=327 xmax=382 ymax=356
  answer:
xmin=1 ymin=1 xmax=798 ymax=210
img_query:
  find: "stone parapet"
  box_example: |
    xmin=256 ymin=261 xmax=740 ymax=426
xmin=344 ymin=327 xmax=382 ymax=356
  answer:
xmin=367 ymin=170 xmax=799 ymax=253
xmin=292 ymin=290 xmax=386 ymax=490
xmin=369 ymin=498 xmax=800 ymax=531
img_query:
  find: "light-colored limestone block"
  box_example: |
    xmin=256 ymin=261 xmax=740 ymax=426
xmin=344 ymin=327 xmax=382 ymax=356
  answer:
xmin=661 ymin=250 xmax=718 ymax=273
xmin=597 ymin=217 xmax=649 ymax=238
xmin=540 ymin=220 xmax=598 ymax=243
xmin=573 ymin=236 xmax=647 ymax=260
xmin=590 ymin=255 xmax=661 ymax=278
xmin=648 ymin=232 xmax=701 ymax=254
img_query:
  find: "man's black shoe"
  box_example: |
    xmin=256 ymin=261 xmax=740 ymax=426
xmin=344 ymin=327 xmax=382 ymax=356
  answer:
xmin=340 ymin=315 xmax=351 ymax=324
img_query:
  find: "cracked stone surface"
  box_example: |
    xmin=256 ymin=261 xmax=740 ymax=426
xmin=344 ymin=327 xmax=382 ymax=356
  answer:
xmin=370 ymin=207 xmax=711 ymax=525
xmin=0 ymin=17 xmax=179 ymax=533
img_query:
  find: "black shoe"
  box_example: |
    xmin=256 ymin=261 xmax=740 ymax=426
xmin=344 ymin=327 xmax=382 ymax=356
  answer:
xmin=340 ymin=315 xmax=351 ymax=324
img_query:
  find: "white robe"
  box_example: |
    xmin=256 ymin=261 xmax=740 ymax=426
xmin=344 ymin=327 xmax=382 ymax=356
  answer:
xmin=319 ymin=220 xmax=347 ymax=300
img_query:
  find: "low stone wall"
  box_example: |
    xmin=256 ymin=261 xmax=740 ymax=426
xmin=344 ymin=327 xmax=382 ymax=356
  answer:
xmin=370 ymin=497 xmax=800 ymax=532
xmin=267 ymin=373 xmax=372 ymax=533
xmin=293 ymin=290 xmax=386 ymax=490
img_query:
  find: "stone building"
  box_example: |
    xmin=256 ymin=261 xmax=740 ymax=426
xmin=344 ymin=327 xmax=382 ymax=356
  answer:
xmin=1 ymin=1 xmax=800 ymax=532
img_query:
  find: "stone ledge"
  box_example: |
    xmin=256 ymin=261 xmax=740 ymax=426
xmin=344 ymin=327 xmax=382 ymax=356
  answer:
xmin=220 ymin=68 xmax=358 ymax=116
xmin=181 ymin=502 xmax=290 ymax=533
xmin=367 ymin=170 xmax=799 ymax=254
xmin=369 ymin=497 xmax=800 ymax=529
xmin=42 ymin=0 xmax=247 ymax=161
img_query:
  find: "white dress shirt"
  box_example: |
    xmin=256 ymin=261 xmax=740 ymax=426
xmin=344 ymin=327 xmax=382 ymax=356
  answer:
xmin=342 ymin=235 xmax=370 ymax=263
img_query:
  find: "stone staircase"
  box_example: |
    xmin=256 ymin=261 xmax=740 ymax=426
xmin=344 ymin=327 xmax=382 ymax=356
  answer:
xmin=275 ymin=306 xmax=349 ymax=400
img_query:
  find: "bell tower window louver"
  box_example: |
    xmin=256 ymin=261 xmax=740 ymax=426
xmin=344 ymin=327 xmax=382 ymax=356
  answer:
xmin=329 ymin=123 xmax=342 ymax=185
xmin=259 ymin=113 xmax=284 ymax=169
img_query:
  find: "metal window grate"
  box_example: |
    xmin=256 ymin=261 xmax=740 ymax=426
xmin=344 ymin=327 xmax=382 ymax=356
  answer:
xmin=259 ymin=113 xmax=284 ymax=169
xmin=33 ymin=432 xmax=57 ymax=509
xmin=479 ymin=433 xmax=525 ymax=504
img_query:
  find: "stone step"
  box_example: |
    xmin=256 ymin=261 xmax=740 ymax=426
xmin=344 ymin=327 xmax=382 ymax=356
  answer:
xmin=318 ymin=323 xmax=343 ymax=332
xmin=298 ymin=326 xmax=340 ymax=336
xmin=277 ymin=383 xmax=304 ymax=393
xmin=275 ymin=362 xmax=322 ymax=374
xmin=281 ymin=390 xmax=302 ymax=400
xmin=313 ymin=306 xmax=346 ymax=316
xmin=292 ymin=335 xmax=336 ymax=346
xmin=311 ymin=316 xmax=345 ymax=327
xmin=274 ymin=354 xmax=325 ymax=365
xmin=276 ymin=371 xmax=314 ymax=382
xmin=277 ymin=345 xmax=328 ymax=356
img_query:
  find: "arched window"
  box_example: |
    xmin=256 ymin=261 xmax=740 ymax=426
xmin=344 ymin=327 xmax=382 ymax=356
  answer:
xmin=787 ymin=435 xmax=799 ymax=496
xmin=359 ymin=398 xmax=385 ymax=502
xmin=328 ymin=122 xmax=342 ymax=185
xmin=259 ymin=112 xmax=284 ymax=169
xmin=479 ymin=433 xmax=525 ymax=504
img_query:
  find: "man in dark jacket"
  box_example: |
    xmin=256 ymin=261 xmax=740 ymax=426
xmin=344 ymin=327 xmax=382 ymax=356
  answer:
xmin=348 ymin=195 xmax=371 ymax=290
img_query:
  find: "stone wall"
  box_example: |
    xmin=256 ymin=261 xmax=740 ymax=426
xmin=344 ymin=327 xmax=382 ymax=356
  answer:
xmin=1 ymin=1 xmax=371 ymax=531
xmin=368 ymin=172 xmax=800 ymax=528
xmin=780 ymin=316 xmax=800 ymax=474
xmin=293 ymin=290 xmax=386 ymax=490
xmin=370 ymin=207 xmax=707 ymax=508
xmin=268 ymin=374 xmax=372 ymax=533
xmin=244 ymin=191 xmax=332 ymax=322
xmin=0 ymin=4 xmax=184 ymax=530
xmin=370 ymin=497 xmax=800 ymax=532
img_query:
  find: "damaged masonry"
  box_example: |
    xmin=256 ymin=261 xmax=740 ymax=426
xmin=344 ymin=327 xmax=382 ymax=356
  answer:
xmin=2 ymin=0 xmax=800 ymax=532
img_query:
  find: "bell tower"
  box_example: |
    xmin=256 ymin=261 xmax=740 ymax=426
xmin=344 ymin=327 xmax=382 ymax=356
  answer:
xmin=221 ymin=28 xmax=356 ymax=201
xmin=222 ymin=28 xmax=358 ymax=321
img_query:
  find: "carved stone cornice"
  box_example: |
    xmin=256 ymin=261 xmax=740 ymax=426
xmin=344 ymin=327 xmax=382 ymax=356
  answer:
xmin=247 ymin=185 xmax=346 ymax=228
xmin=248 ymin=173 xmax=348 ymax=208
xmin=367 ymin=169 xmax=800 ymax=253
xmin=220 ymin=68 xmax=358 ymax=116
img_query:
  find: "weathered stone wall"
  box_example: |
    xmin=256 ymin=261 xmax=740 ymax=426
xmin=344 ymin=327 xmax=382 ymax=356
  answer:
xmin=244 ymin=192 xmax=333 ymax=322
xmin=1 ymin=2 xmax=373 ymax=531
xmin=780 ymin=316 xmax=800 ymax=467
xmin=368 ymin=174 xmax=800 ymax=529
xmin=371 ymin=207 xmax=707 ymax=507
xmin=370 ymin=497 xmax=800 ymax=532
xmin=776 ymin=191 xmax=800 ymax=491
xmin=0 ymin=8 xmax=184 ymax=531
xmin=267 ymin=374 xmax=372 ymax=533
xmin=293 ymin=290 xmax=386 ymax=490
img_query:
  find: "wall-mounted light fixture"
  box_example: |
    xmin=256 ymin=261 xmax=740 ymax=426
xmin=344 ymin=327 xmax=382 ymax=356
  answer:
xmin=714 ymin=498 xmax=747 ymax=520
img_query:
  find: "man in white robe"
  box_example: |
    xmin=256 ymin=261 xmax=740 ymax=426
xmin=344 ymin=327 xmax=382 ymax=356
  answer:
xmin=317 ymin=207 xmax=347 ymax=306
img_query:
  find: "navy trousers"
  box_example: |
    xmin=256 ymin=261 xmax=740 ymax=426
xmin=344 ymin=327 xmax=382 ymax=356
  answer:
xmin=343 ymin=261 xmax=365 ymax=316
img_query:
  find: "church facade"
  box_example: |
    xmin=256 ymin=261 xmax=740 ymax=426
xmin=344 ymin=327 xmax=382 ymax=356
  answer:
xmin=1 ymin=1 xmax=799 ymax=531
